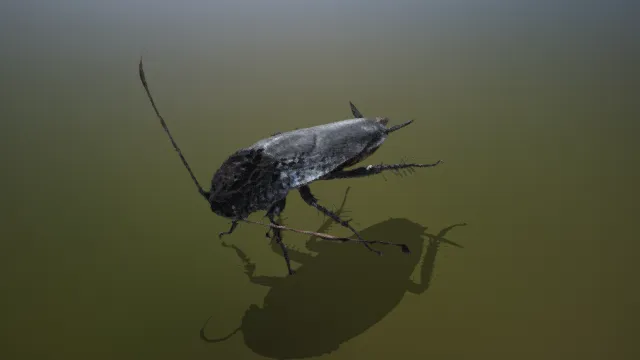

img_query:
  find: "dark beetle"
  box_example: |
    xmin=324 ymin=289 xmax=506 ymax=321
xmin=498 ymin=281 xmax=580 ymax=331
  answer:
xmin=138 ymin=58 xmax=443 ymax=275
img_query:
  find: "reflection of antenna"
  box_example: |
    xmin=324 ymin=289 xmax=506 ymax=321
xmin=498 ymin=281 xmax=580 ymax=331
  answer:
xmin=424 ymin=223 xmax=467 ymax=248
xmin=199 ymin=316 xmax=242 ymax=343
xmin=409 ymin=222 xmax=467 ymax=294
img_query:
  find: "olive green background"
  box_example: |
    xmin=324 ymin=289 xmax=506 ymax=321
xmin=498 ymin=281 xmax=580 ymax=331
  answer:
xmin=1 ymin=1 xmax=638 ymax=359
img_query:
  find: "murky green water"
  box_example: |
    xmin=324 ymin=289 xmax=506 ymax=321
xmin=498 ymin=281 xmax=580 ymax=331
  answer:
xmin=1 ymin=1 xmax=638 ymax=359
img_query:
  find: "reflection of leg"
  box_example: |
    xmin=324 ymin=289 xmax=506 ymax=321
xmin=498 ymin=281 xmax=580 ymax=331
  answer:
xmin=218 ymin=220 xmax=239 ymax=239
xmin=269 ymin=235 xmax=315 ymax=264
xmin=299 ymin=185 xmax=410 ymax=254
xmin=323 ymin=160 xmax=443 ymax=180
xmin=221 ymin=242 xmax=281 ymax=287
xmin=430 ymin=223 xmax=468 ymax=243
xmin=266 ymin=199 xmax=295 ymax=275
xmin=408 ymin=223 xmax=466 ymax=294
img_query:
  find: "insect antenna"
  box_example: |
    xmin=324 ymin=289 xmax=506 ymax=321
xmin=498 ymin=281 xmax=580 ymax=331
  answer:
xmin=138 ymin=58 xmax=209 ymax=200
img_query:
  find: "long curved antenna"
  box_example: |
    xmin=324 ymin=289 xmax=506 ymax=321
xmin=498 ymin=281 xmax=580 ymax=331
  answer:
xmin=138 ymin=58 xmax=208 ymax=199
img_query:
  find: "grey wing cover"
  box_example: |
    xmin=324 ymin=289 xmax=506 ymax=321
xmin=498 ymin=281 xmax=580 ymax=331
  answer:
xmin=247 ymin=119 xmax=387 ymax=187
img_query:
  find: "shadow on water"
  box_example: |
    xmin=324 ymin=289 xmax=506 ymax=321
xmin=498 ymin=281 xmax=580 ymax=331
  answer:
xmin=201 ymin=187 xmax=466 ymax=359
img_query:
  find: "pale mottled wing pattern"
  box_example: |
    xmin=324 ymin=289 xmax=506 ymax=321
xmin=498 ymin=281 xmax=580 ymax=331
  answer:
xmin=247 ymin=119 xmax=387 ymax=188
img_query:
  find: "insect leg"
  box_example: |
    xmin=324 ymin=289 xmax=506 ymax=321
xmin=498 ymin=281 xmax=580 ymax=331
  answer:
xmin=266 ymin=197 xmax=315 ymax=265
xmin=322 ymin=160 xmax=443 ymax=180
xmin=266 ymin=199 xmax=295 ymax=275
xmin=306 ymin=186 xmax=351 ymax=252
xmin=218 ymin=220 xmax=239 ymax=239
xmin=298 ymin=185 xmax=384 ymax=255
xmin=268 ymin=237 xmax=315 ymax=264
xmin=264 ymin=196 xmax=287 ymax=238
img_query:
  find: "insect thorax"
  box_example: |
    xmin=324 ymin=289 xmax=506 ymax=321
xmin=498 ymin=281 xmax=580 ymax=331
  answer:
xmin=208 ymin=148 xmax=289 ymax=218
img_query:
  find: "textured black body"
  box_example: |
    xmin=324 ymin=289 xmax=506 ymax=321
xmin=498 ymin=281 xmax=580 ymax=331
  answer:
xmin=208 ymin=148 xmax=285 ymax=219
xmin=208 ymin=118 xmax=389 ymax=220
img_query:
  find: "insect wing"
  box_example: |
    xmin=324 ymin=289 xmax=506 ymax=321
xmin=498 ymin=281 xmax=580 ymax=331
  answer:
xmin=249 ymin=119 xmax=386 ymax=187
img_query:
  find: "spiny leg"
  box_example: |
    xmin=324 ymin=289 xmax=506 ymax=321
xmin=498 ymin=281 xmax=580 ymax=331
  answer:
xmin=239 ymin=188 xmax=406 ymax=254
xmin=266 ymin=199 xmax=295 ymax=275
xmin=264 ymin=197 xmax=287 ymax=239
xmin=307 ymin=186 xmax=351 ymax=252
xmin=299 ymin=185 xmax=395 ymax=255
xmin=322 ymin=160 xmax=443 ymax=180
xmin=267 ymin=197 xmax=315 ymax=265
xmin=218 ymin=220 xmax=239 ymax=239
xmin=269 ymin=235 xmax=315 ymax=264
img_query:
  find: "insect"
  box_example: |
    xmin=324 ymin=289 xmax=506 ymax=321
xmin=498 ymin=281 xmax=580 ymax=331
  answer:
xmin=138 ymin=58 xmax=443 ymax=275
